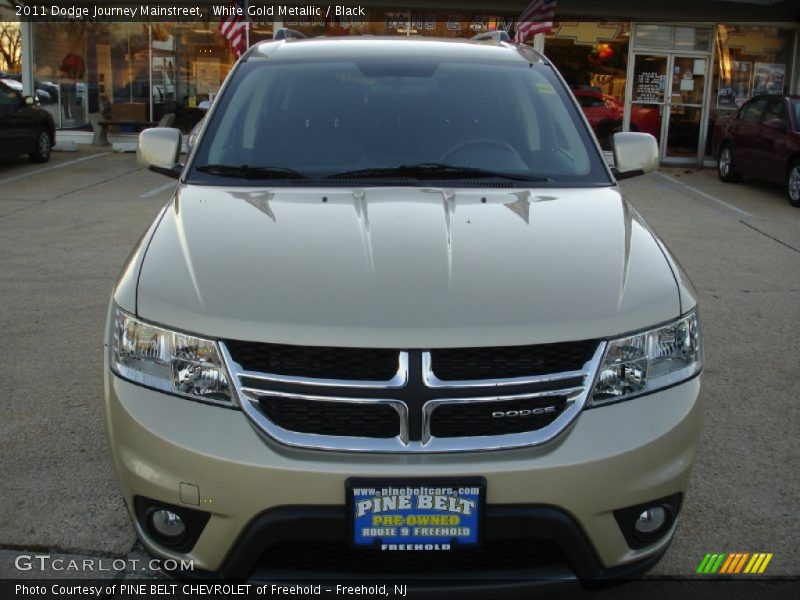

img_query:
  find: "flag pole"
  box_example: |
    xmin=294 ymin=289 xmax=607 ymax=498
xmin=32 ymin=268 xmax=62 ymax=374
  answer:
xmin=244 ymin=0 xmax=250 ymax=50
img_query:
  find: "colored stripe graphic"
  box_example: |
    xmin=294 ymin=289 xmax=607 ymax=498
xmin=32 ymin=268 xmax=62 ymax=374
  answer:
xmin=744 ymin=553 xmax=773 ymax=574
xmin=733 ymin=553 xmax=750 ymax=573
xmin=745 ymin=554 xmax=762 ymax=574
xmin=697 ymin=553 xmax=727 ymax=574
xmin=759 ymin=554 xmax=773 ymax=573
xmin=698 ymin=552 xmax=773 ymax=575
xmin=696 ymin=553 xmax=714 ymax=573
xmin=718 ymin=553 xmax=735 ymax=573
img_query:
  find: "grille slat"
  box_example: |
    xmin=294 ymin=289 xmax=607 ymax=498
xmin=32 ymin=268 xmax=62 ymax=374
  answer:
xmin=430 ymin=396 xmax=568 ymax=438
xmin=225 ymin=340 xmax=399 ymax=381
xmin=259 ymin=396 xmax=400 ymax=438
xmin=430 ymin=341 xmax=598 ymax=381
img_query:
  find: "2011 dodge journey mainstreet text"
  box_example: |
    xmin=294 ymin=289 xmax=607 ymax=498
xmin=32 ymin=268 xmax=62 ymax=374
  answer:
xmin=104 ymin=32 xmax=703 ymax=591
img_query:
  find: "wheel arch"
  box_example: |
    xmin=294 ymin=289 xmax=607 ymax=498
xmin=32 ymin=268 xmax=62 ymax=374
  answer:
xmin=786 ymin=152 xmax=800 ymax=175
xmin=716 ymin=138 xmax=732 ymax=160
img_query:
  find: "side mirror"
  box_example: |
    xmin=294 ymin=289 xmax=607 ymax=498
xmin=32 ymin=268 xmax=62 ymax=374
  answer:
xmin=137 ymin=127 xmax=183 ymax=179
xmin=763 ymin=118 xmax=788 ymax=133
xmin=24 ymin=96 xmax=36 ymax=106
xmin=611 ymin=132 xmax=659 ymax=180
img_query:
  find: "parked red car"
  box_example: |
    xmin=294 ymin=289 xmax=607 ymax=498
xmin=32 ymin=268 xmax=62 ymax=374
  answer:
xmin=713 ymin=94 xmax=800 ymax=207
xmin=572 ymin=89 xmax=661 ymax=149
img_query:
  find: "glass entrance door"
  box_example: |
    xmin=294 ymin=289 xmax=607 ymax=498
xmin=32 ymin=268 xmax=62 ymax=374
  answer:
xmin=664 ymin=55 xmax=707 ymax=159
xmin=629 ymin=52 xmax=709 ymax=163
xmin=630 ymin=54 xmax=668 ymax=145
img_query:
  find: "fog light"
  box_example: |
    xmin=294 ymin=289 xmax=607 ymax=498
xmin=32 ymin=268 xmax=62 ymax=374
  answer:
xmin=634 ymin=507 xmax=667 ymax=537
xmin=614 ymin=494 xmax=680 ymax=549
xmin=150 ymin=509 xmax=187 ymax=540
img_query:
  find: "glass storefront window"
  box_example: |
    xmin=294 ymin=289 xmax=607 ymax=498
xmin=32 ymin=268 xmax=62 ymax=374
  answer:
xmin=32 ymin=21 xmax=241 ymax=133
xmin=544 ymin=22 xmax=630 ymax=150
xmin=674 ymin=26 xmax=712 ymax=52
xmin=634 ymin=25 xmax=673 ymax=49
xmin=707 ymin=24 xmax=795 ymax=155
xmin=34 ymin=23 xmax=150 ymax=130
xmin=634 ymin=25 xmax=712 ymax=52
xmin=150 ymin=22 xmax=239 ymax=132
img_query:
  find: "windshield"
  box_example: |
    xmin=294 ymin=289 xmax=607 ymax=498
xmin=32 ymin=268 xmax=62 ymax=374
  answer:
xmin=188 ymin=56 xmax=610 ymax=186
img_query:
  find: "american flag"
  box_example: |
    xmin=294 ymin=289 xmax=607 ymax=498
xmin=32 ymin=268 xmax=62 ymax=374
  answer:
xmin=514 ymin=0 xmax=557 ymax=44
xmin=220 ymin=0 xmax=249 ymax=57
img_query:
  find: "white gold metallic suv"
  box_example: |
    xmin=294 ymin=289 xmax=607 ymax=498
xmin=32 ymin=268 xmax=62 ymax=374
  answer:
xmin=105 ymin=34 xmax=703 ymax=590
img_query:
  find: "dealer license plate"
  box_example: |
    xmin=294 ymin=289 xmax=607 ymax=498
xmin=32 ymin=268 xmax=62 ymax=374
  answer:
xmin=348 ymin=479 xmax=485 ymax=550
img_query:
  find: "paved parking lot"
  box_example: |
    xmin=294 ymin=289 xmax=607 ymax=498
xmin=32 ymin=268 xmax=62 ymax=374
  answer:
xmin=0 ymin=148 xmax=798 ymax=583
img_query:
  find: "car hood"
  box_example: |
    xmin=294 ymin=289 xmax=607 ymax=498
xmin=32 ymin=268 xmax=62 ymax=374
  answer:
xmin=136 ymin=185 xmax=681 ymax=347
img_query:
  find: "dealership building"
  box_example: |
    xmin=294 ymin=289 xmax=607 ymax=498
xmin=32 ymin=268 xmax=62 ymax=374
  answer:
xmin=2 ymin=0 xmax=798 ymax=165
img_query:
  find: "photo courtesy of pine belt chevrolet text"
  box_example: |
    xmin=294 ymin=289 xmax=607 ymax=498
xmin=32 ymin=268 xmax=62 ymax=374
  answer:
xmin=103 ymin=31 xmax=704 ymax=590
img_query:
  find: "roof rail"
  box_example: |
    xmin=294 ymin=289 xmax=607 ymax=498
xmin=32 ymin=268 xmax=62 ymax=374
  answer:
xmin=274 ymin=28 xmax=307 ymax=41
xmin=471 ymin=31 xmax=512 ymax=43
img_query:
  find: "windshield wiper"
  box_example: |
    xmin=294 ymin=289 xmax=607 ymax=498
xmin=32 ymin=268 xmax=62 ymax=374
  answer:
xmin=326 ymin=163 xmax=552 ymax=182
xmin=195 ymin=164 xmax=308 ymax=179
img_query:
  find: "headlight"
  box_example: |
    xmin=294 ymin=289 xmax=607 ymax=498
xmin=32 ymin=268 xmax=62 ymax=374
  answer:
xmin=110 ymin=307 xmax=234 ymax=407
xmin=591 ymin=310 xmax=702 ymax=406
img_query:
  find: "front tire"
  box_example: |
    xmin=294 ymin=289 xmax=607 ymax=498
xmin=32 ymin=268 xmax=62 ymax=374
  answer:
xmin=717 ymin=144 xmax=740 ymax=183
xmin=787 ymin=160 xmax=800 ymax=207
xmin=29 ymin=129 xmax=52 ymax=163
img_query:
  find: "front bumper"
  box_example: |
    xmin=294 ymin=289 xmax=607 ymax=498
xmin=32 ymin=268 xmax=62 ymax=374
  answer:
xmin=104 ymin=371 xmax=702 ymax=581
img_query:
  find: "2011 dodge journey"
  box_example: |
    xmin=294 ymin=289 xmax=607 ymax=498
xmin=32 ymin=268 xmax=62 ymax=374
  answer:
xmin=104 ymin=32 xmax=703 ymax=590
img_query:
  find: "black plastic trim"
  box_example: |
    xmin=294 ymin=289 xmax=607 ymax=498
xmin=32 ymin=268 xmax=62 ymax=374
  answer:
xmin=167 ymin=504 xmax=669 ymax=583
xmin=612 ymin=168 xmax=646 ymax=181
xmin=149 ymin=164 xmax=183 ymax=179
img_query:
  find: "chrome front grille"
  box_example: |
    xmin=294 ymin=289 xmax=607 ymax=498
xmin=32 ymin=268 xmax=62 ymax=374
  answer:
xmin=220 ymin=341 xmax=605 ymax=453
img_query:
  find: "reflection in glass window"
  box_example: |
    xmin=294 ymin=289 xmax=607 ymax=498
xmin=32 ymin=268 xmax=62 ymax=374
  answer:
xmin=634 ymin=25 xmax=711 ymax=52
xmin=545 ymin=22 xmax=630 ymax=150
xmin=31 ymin=21 xmax=243 ymax=133
xmin=673 ymin=27 xmax=711 ymax=52
xmin=761 ymin=98 xmax=788 ymax=124
xmin=792 ymin=101 xmax=800 ymax=131
xmin=0 ymin=82 xmax=21 ymax=106
xmin=739 ymin=97 xmax=768 ymax=123
xmin=706 ymin=25 xmax=794 ymax=155
xmin=634 ymin=24 xmax=673 ymax=49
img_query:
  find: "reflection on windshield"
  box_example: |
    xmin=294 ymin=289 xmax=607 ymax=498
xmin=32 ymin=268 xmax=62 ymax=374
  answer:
xmin=191 ymin=58 xmax=609 ymax=185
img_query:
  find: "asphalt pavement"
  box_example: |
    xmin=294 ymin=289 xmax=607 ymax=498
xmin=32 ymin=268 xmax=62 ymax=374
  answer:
xmin=0 ymin=148 xmax=798 ymax=588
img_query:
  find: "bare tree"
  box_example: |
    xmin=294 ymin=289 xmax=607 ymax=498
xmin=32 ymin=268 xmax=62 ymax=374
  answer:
xmin=0 ymin=22 xmax=22 ymax=71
